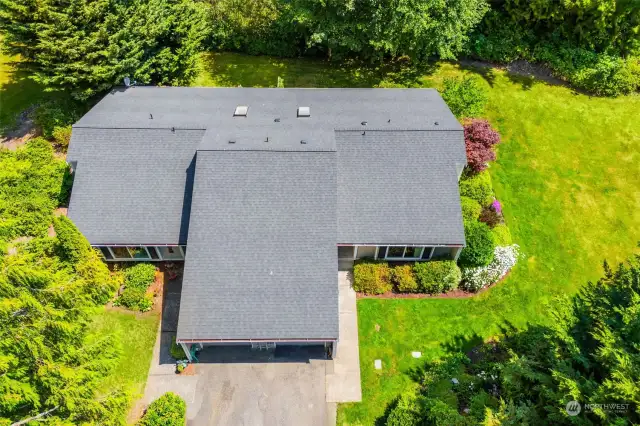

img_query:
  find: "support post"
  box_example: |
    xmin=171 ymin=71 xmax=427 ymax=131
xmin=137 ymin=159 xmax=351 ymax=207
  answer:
xmin=454 ymin=247 xmax=462 ymax=261
xmin=180 ymin=342 xmax=193 ymax=362
xmin=332 ymin=339 xmax=338 ymax=359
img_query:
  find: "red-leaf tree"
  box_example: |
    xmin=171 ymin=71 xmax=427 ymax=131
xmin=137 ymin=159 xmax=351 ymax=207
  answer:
xmin=464 ymin=119 xmax=501 ymax=172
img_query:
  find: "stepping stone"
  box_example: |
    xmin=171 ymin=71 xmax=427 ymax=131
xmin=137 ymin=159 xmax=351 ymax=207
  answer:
xmin=411 ymin=351 xmax=422 ymax=358
xmin=374 ymin=359 xmax=382 ymax=370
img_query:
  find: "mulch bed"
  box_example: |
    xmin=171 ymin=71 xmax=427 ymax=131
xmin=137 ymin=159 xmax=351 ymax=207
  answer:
xmin=356 ymin=270 xmax=512 ymax=300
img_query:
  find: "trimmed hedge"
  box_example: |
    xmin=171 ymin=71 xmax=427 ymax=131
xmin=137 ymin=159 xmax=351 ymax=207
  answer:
xmin=138 ymin=392 xmax=186 ymax=426
xmin=391 ymin=264 xmax=418 ymax=292
xmin=353 ymin=262 xmax=392 ymax=295
xmin=459 ymin=171 xmax=493 ymax=206
xmin=413 ymin=261 xmax=462 ymax=294
xmin=124 ymin=263 xmax=157 ymax=290
xmin=460 ymin=196 xmax=482 ymax=223
xmin=459 ymin=222 xmax=496 ymax=267
xmin=114 ymin=263 xmax=156 ymax=311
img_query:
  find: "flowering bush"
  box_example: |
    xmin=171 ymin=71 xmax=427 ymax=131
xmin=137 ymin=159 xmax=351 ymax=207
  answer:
xmin=460 ymin=245 xmax=521 ymax=292
xmin=464 ymin=120 xmax=501 ymax=172
xmin=491 ymin=199 xmax=502 ymax=215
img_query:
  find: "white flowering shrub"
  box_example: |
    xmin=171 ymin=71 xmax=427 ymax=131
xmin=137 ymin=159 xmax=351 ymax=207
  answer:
xmin=460 ymin=245 xmax=521 ymax=292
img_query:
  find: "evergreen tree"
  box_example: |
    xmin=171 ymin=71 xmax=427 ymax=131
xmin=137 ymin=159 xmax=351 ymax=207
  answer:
xmin=0 ymin=0 xmax=209 ymax=99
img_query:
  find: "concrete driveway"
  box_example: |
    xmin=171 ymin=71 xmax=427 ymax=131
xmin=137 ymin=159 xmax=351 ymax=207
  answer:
xmin=188 ymin=361 xmax=328 ymax=425
xmin=143 ymin=345 xmax=330 ymax=426
xmin=140 ymin=272 xmax=332 ymax=426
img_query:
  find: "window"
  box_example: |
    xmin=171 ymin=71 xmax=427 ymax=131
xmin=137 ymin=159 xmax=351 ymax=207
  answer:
xmin=387 ymin=246 xmax=405 ymax=258
xmin=99 ymin=247 xmax=113 ymax=260
xmin=111 ymin=247 xmax=131 ymax=259
xmin=383 ymin=246 xmax=427 ymax=260
xmin=129 ymin=247 xmax=150 ymax=259
xmin=147 ymin=246 xmax=160 ymax=260
xmin=234 ymin=106 xmax=248 ymax=116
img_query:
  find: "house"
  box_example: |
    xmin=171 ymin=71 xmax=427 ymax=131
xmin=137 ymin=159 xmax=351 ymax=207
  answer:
xmin=66 ymin=87 xmax=467 ymax=358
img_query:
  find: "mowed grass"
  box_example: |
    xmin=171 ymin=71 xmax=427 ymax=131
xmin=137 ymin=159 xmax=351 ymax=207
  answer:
xmin=88 ymin=308 xmax=160 ymax=407
xmin=0 ymin=46 xmax=45 ymax=131
xmin=197 ymin=53 xmax=640 ymax=424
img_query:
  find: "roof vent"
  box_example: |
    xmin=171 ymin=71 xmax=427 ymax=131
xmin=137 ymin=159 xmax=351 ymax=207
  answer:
xmin=297 ymin=106 xmax=310 ymax=118
xmin=274 ymin=118 xmax=280 ymax=122
xmin=300 ymin=139 xmax=307 ymax=144
xmin=228 ymin=140 xmax=236 ymax=144
xmin=234 ymin=106 xmax=248 ymax=117
xmin=434 ymin=121 xmax=439 ymax=126
xmin=361 ymin=121 xmax=367 ymax=126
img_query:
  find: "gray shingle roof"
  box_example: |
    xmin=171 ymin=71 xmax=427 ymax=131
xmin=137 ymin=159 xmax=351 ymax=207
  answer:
xmin=67 ymin=87 xmax=466 ymax=341
xmin=176 ymin=150 xmax=338 ymax=341
xmin=336 ymin=130 xmax=466 ymax=245
xmin=67 ymin=128 xmax=202 ymax=245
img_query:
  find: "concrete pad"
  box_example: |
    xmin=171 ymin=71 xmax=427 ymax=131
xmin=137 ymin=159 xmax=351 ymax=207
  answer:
xmin=326 ymin=270 xmax=362 ymax=403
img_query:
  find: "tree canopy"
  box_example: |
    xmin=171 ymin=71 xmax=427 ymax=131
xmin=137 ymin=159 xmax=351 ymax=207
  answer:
xmin=0 ymin=0 xmax=209 ymax=99
xmin=0 ymin=140 xmax=122 ymax=425
xmin=385 ymin=252 xmax=640 ymax=424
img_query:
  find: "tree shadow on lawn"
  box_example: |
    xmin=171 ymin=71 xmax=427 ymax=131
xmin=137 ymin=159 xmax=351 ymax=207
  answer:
xmin=197 ymin=52 xmax=438 ymax=88
xmin=374 ymin=321 xmax=525 ymax=424
xmin=0 ymin=60 xmax=45 ymax=133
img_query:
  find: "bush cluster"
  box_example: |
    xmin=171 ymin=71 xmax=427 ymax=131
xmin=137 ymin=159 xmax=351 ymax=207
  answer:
xmin=441 ymin=77 xmax=488 ymax=118
xmin=469 ymin=19 xmax=640 ymax=97
xmin=34 ymin=99 xmax=83 ymax=139
xmin=355 ymin=261 xmax=463 ymax=295
xmin=114 ymin=263 xmax=157 ymax=311
xmin=460 ymin=245 xmax=520 ymax=292
xmin=460 ymin=196 xmax=482 ymax=223
xmin=353 ymin=262 xmax=392 ymax=294
xmin=459 ymin=170 xmax=494 ymax=206
xmin=414 ymin=261 xmax=462 ymax=294
xmin=390 ymin=264 xmax=418 ymax=292
xmin=459 ymin=221 xmax=496 ymax=267
xmin=138 ymin=392 xmax=186 ymax=426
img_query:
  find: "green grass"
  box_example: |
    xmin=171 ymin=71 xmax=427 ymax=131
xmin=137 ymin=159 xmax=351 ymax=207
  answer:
xmin=196 ymin=53 xmax=640 ymax=424
xmin=88 ymin=308 xmax=160 ymax=415
xmin=0 ymin=45 xmax=45 ymax=131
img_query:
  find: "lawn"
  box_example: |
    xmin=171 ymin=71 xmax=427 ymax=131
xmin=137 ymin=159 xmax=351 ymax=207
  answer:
xmin=196 ymin=52 xmax=640 ymax=424
xmin=88 ymin=308 xmax=160 ymax=417
xmin=0 ymin=45 xmax=45 ymax=131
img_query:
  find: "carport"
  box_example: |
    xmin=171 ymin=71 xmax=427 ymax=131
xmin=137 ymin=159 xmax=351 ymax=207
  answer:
xmin=175 ymin=147 xmax=339 ymax=359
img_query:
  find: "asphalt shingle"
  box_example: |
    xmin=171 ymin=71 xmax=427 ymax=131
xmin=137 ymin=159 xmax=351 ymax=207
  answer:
xmin=176 ymin=150 xmax=339 ymax=341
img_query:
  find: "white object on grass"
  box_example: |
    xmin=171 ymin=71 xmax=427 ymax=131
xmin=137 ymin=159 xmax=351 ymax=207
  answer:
xmin=374 ymin=359 xmax=382 ymax=370
xmin=411 ymin=352 xmax=422 ymax=358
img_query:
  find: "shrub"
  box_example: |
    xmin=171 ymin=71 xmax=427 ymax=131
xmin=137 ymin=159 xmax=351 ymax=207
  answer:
xmin=460 ymin=196 xmax=482 ymax=223
xmin=413 ymin=261 xmax=462 ymax=294
xmin=491 ymin=224 xmax=513 ymax=246
xmin=479 ymin=205 xmax=502 ymax=227
xmin=138 ymin=392 xmax=186 ymax=426
xmin=386 ymin=391 xmax=423 ymax=426
xmin=441 ymin=77 xmax=487 ymax=118
xmin=115 ymin=287 xmax=147 ymax=310
xmin=53 ymin=216 xmax=92 ymax=264
xmin=460 ymin=245 xmax=520 ymax=292
xmin=124 ymin=263 xmax=157 ymax=290
xmin=170 ymin=336 xmax=185 ymax=360
xmin=464 ymin=119 xmax=501 ymax=172
xmin=459 ymin=170 xmax=494 ymax=206
xmin=52 ymin=125 xmax=72 ymax=150
xmin=353 ymin=262 xmax=392 ymax=294
xmin=34 ymin=99 xmax=83 ymax=139
xmin=459 ymin=221 xmax=496 ymax=267
xmin=391 ymin=265 xmax=418 ymax=292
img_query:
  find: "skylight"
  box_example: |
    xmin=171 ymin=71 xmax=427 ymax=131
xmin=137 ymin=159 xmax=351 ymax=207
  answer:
xmin=234 ymin=106 xmax=248 ymax=116
xmin=297 ymin=106 xmax=310 ymax=117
